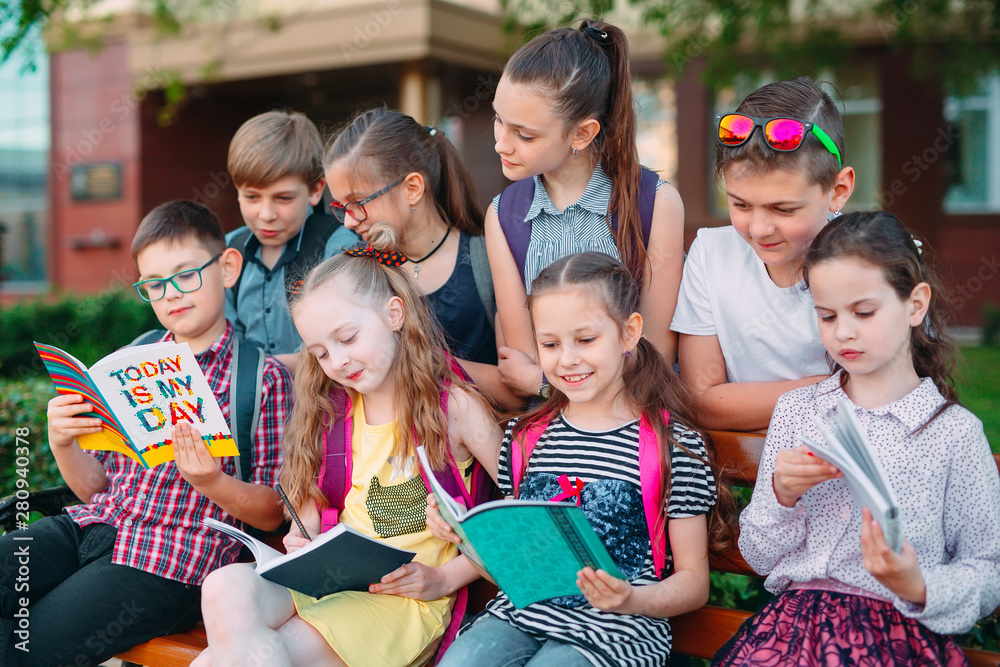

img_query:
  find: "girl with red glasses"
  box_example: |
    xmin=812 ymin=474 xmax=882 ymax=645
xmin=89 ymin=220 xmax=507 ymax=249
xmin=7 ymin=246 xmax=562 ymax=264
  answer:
xmin=323 ymin=108 xmax=520 ymax=409
xmin=671 ymin=77 xmax=856 ymax=432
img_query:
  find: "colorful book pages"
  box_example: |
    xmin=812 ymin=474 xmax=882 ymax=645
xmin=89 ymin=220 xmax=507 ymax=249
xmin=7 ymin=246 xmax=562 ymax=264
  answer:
xmin=34 ymin=341 xmax=239 ymax=469
xmin=35 ymin=342 xmax=147 ymax=466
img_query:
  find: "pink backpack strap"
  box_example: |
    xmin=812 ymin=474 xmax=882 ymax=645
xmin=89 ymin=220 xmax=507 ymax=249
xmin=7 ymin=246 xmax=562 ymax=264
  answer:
xmin=318 ymin=392 xmax=353 ymax=533
xmin=639 ymin=411 xmax=669 ymax=579
xmin=510 ymin=419 xmax=549 ymax=498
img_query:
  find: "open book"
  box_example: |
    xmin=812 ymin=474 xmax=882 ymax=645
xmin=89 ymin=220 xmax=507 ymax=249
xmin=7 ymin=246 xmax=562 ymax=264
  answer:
xmin=800 ymin=399 xmax=903 ymax=552
xmin=35 ymin=341 xmax=238 ymax=468
xmin=417 ymin=446 xmax=624 ymax=608
xmin=203 ymin=518 xmax=415 ymax=598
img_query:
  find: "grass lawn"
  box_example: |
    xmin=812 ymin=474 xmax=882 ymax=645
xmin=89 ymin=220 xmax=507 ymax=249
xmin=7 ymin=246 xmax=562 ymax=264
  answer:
xmin=955 ymin=346 xmax=1000 ymax=452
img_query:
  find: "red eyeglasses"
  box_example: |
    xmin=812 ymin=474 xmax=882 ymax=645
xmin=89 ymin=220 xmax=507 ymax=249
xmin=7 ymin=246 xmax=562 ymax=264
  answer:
xmin=329 ymin=177 xmax=404 ymax=223
xmin=716 ymin=113 xmax=842 ymax=168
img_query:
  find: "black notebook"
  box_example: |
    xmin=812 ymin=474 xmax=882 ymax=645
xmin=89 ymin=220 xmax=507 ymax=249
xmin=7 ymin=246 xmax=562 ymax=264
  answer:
xmin=203 ymin=518 xmax=416 ymax=598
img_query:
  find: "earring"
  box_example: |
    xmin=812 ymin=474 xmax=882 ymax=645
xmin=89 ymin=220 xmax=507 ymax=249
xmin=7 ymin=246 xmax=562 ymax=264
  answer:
xmin=624 ymin=349 xmax=632 ymax=358
xmin=572 ymin=147 xmax=579 ymax=157
xmin=410 ymin=206 xmax=416 ymax=213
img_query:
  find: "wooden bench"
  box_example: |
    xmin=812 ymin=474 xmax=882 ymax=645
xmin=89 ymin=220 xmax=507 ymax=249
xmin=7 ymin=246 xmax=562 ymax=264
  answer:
xmin=669 ymin=430 xmax=1000 ymax=667
xmin=4 ymin=431 xmax=995 ymax=666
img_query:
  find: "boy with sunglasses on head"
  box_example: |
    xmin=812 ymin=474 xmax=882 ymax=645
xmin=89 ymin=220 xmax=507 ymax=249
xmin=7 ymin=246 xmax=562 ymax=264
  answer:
xmin=0 ymin=200 xmax=292 ymax=666
xmin=225 ymin=110 xmax=359 ymax=374
xmin=671 ymin=77 xmax=855 ymax=431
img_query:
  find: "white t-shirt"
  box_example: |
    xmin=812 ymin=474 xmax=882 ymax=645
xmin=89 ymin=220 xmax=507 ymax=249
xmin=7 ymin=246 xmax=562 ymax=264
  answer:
xmin=670 ymin=226 xmax=829 ymax=383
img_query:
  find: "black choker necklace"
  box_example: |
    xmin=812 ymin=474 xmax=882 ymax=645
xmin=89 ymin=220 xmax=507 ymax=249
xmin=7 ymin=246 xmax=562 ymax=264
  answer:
xmin=408 ymin=228 xmax=450 ymax=278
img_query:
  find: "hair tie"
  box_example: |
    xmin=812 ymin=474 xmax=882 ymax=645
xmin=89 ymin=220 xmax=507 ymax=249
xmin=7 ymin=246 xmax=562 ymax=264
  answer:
xmin=342 ymin=245 xmax=408 ymax=267
xmin=582 ymin=25 xmax=609 ymax=45
xmin=426 ymin=126 xmax=438 ymax=136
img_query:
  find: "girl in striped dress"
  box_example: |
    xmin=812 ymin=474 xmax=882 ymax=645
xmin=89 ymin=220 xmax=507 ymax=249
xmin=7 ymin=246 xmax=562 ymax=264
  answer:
xmin=430 ymin=252 xmax=729 ymax=667
xmin=487 ymin=19 xmax=686 ymax=399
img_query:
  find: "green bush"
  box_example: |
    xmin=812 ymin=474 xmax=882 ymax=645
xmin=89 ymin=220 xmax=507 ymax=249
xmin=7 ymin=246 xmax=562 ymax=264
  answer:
xmin=0 ymin=377 xmax=65 ymax=497
xmin=0 ymin=289 xmax=159 ymax=379
xmin=983 ymin=302 xmax=1000 ymax=347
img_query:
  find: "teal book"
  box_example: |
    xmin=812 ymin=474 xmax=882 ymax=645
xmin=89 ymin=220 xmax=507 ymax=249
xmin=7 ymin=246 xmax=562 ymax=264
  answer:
xmin=416 ymin=446 xmax=624 ymax=608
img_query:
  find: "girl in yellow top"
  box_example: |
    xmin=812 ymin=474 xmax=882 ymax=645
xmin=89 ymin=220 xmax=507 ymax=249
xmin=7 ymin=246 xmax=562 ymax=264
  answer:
xmin=194 ymin=224 xmax=502 ymax=667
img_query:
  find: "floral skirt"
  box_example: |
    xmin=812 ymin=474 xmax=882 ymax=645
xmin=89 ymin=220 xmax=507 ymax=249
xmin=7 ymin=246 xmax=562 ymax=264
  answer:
xmin=711 ymin=589 xmax=968 ymax=667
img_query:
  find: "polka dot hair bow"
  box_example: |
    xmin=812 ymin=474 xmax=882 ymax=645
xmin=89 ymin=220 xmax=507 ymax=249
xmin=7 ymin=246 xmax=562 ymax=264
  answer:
xmin=342 ymin=245 xmax=408 ymax=268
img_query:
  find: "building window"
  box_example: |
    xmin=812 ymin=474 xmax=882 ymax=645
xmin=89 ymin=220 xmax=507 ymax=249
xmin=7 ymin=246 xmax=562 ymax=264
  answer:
xmin=709 ymin=65 xmax=882 ymax=214
xmin=634 ymin=78 xmax=678 ymax=183
xmin=945 ymin=73 xmax=1000 ymax=213
xmin=0 ymin=34 xmax=49 ymax=291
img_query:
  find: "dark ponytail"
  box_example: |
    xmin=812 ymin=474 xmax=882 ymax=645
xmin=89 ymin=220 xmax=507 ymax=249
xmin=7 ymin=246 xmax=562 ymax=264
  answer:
xmin=514 ymin=252 xmax=737 ymax=556
xmin=504 ymin=20 xmax=646 ymax=285
xmin=324 ymin=107 xmax=484 ymax=235
xmin=804 ymin=211 xmax=960 ymax=429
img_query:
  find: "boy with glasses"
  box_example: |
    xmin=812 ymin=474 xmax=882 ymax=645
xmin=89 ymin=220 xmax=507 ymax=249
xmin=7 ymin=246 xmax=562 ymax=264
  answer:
xmin=0 ymin=200 xmax=292 ymax=666
xmin=225 ymin=110 xmax=359 ymax=374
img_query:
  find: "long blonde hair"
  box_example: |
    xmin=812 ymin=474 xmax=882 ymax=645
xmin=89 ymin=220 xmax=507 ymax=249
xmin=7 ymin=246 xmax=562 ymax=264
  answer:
xmin=279 ymin=225 xmax=481 ymax=512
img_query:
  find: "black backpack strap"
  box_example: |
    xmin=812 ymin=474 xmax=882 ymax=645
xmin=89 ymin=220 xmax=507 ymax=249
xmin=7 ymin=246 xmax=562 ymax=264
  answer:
xmin=129 ymin=329 xmax=167 ymax=347
xmin=468 ymin=234 xmax=495 ymax=330
xmin=229 ymin=337 xmax=265 ymax=484
xmin=495 ymin=179 xmax=536 ymax=286
xmin=227 ymin=227 xmax=255 ymax=302
xmin=283 ymin=213 xmax=342 ymax=303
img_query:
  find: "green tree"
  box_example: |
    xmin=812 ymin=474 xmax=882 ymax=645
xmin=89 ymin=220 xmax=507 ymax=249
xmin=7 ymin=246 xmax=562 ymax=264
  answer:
xmin=500 ymin=0 xmax=1000 ymax=89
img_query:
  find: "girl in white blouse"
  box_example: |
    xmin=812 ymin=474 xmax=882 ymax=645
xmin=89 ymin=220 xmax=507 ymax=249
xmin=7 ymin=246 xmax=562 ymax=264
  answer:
xmin=716 ymin=211 xmax=1000 ymax=666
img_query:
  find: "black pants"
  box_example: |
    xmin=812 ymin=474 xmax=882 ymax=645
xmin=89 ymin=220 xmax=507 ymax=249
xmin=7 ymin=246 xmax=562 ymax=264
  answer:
xmin=0 ymin=514 xmax=201 ymax=667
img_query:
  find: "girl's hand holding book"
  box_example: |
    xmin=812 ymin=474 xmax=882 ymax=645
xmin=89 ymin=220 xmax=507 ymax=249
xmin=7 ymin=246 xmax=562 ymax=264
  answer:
xmin=47 ymin=394 xmax=103 ymax=449
xmin=425 ymin=494 xmax=462 ymax=545
xmin=370 ymin=562 xmax=450 ymax=601
xmin=577 ymin=567 xmax=634 ymax=614
xmin=282 ymin=532 xmax=310 ymax=554
xmin=173 ymin=421 xmax=222 ymax=487
xmin=772 ymin=446 xmax=842 ymax=507
xmin=860 ymin=507 xmax=926 ymax=604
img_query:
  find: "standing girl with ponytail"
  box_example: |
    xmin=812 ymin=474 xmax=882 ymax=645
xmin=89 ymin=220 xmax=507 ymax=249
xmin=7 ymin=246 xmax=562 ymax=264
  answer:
xmin=324 ymin=108 xmax=518 ymax=407
xmin=488 ymin=19 xmax=686 ymax=399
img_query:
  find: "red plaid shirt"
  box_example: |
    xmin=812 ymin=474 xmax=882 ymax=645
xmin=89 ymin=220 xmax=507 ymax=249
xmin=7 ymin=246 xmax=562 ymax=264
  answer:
xmin=66 ymin=324 xmax=291 ymax=585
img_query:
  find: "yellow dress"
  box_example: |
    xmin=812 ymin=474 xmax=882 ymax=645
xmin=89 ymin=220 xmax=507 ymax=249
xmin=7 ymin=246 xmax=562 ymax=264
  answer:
xmin=292 ymin=396 xmax=468 ymax=667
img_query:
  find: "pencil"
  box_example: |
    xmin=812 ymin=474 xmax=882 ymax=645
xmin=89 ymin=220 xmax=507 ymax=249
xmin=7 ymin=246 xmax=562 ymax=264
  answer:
xmin=275 ymin=483 xmax=312 ymax=541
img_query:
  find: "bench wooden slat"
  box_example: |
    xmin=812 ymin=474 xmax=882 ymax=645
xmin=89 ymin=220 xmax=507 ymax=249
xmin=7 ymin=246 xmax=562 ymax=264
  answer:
xmin=711 ymin=430 xmax=765 ymax=488
xmin=671 ymin=606 xmax=752 ymax=659
xmin=116 ymin=624 xmax=206 ymax=666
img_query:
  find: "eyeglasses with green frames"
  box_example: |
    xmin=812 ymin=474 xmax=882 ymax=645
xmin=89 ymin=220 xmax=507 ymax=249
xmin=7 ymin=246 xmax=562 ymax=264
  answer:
xmin=133 ymin=253 xmax=222 ymax=302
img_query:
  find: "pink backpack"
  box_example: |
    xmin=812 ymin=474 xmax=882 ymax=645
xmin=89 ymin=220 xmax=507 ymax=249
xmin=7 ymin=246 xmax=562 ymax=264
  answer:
xmin=509 ymin=412 xmax=670 ymax=579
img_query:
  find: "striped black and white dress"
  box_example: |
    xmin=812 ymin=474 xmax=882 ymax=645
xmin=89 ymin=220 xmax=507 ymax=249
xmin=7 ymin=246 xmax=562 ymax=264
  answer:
xmin=491 ymin=164 xmax=666 ymax=290
xmin=471 ymin=415 xmax=716 ymax=667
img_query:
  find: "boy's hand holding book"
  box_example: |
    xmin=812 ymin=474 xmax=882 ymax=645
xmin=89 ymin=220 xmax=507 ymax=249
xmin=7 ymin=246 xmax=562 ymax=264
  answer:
xmin=172 ymin=421 xmax=222 ymax=487
xmin=47 ymin=394 xmax=104 ymax=449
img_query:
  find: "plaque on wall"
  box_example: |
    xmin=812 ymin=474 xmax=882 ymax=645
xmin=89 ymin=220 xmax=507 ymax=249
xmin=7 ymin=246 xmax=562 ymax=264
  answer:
xmin=71 ymin=162 xmax=123 ymax=201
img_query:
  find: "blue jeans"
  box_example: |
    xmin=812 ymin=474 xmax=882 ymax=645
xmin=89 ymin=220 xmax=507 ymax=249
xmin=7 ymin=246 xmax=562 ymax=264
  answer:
xmin=439 ymin=614 xmax=595 ymax=667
